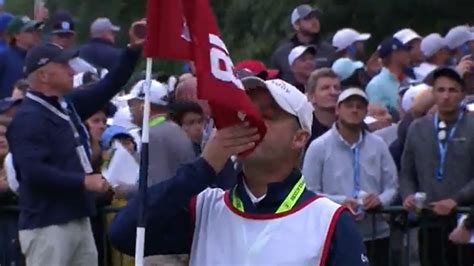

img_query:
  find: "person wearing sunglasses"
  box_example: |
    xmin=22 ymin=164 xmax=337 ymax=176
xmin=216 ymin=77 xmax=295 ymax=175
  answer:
xmin=401 ymin=67 xmax=474 ymax=266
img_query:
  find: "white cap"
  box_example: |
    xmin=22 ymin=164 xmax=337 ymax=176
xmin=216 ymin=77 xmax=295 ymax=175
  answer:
xmin=90 ymin=17 xmax=120 ymax=35
xmin=420 ymin=33 xmax=448 ymax=58
xmin=394 ymin=28 xmax=421 ymax=45
xmin=288 ymin=45 xmax=316 ymax=66
xmin=444 ymin=25 xmax=471 ymax=50
xmin=241 ymin=77 xmax=314 ymax=134
xmin=332 ymin=28 xmax=371 ymax=52
xmin=401 ymin=83 xmax=431 ymax=112
xmin=120 ymin=80 xmax=171 ymax=106
xmin=337 ymin=88 xmax=368 ymax=105
xmin=331 ymin=58 xmax=364 ymax=81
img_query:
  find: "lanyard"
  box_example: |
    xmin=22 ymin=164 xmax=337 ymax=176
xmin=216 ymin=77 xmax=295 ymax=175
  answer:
xmin=232 ymin=176 xmax=306 ymax=214
xmin=352 ymin=147 xmax=361 ymax=198
xmin=26 ymin=92 xmax=93 ymax=174
xmin=149 ymin=116 xmax=166 ymax=127
xmin=433 ymin=111 xmax=464 ymax=182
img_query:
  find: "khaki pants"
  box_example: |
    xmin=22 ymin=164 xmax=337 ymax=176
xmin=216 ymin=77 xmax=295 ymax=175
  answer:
xmin=19 ymin=218 xmax=98 ymax=266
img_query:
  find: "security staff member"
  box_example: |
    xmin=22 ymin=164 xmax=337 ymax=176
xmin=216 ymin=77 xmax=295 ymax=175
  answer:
xmin=109 ymin=78 xmax=368 ymax=266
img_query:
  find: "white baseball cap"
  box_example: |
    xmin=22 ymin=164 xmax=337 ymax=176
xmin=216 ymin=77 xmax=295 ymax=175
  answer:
xmin=401 ymin=83 xmax=431 ymax=112
xmin=241 ymin=77 xmax=314 ymax=134
xmin=394 ymin=28 xmax=421 ymax=45
xmin=420 ymin=33 xmax=448 ymax=58
xmin=332 ymin=28 xmax=371 ymax=52
xmin=90 ymin=17 xmax=120 ymax=35
xmin=290 ymin=5 xmax=322 ymax=26
xmin=120 ymin=80 xmax=171 ymax=106
xmin=337 ymin=88 xmax=368 ymax=105
xmin=288 ymin=45 xmax=317 ymax=66
xmin=444 ymin=25 xmax=471 ymax=50
xmin=331 ymin=58 xmax=365 ymax=81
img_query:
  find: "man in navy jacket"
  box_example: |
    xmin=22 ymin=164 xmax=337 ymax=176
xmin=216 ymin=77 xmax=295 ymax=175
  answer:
xmin=7 ymin=20 xmax=145 ymax=266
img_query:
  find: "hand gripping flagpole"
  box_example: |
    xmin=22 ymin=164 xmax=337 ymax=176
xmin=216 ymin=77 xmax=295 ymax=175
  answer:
xmin=135 ymin=58 xmax=153 ymax=266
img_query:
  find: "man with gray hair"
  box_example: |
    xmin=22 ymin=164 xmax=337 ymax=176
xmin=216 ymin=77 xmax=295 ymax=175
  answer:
xmin=80 ymin=17 xmax=121 ymax=70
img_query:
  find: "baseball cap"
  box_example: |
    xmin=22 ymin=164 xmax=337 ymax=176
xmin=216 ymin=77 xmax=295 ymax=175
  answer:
xmin=5 ymin=16 xmax=43 ymax=36
xmin=90 ymin=17 xmax=120 ymax=35
xmin=393 ymin=28 xmax=421 ymax=45
xmin=332 ymin=28 xmax=371 ymax=52
xmin=288 ymin=45 xmax=317 ymax=66
xmin=234 ymin=60 xmax=279 ymax=80
xmin=24 ymin=43 xmax=79 ymax=75
xmin=401 ymin=83 xmax=431 ymax=112
xmin=241 ymin=77 xmax=314 ymax=134
xmin=444 ymin=25 xmax=471 ymax=50
xmin=337 ymin=88 xmax=368 ymax=105
xmin=378 ymin=37 xmax=410 ymax=59
xmin=331 ymin=58 xmax=365 ymax=81
xmin=50 ymin=11 xmax=75 ymax=34
xmin=101 ymin=125 xmax=134 ymax=149
xmin=290 ymin=5 xmax=322 ymax=26
xmin=122 ymin=79 xmax=171 ymax=106
xmin=0 ymin=13 xmax=13 ymax=34
xmin=420 ymin=33 xmax=448 ymax=58
xmin=0 ymin=98 xmax=22 ymax=113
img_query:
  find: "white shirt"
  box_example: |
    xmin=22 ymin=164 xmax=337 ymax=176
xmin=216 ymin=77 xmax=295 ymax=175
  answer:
xmin=414 ymin=62 xmax=437 ymax=81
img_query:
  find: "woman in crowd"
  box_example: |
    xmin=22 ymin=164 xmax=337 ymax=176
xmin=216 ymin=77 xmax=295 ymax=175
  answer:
xmin=169 ymin=100 xmax=205 ymax=155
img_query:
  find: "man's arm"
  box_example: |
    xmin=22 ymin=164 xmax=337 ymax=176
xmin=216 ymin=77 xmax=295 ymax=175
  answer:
xmin=453 ymin=139 xmax=474 ymax=205
xmin=378 ymin=143 xmax=399 ymax=206
xmin=325 ymin=211 xmax=369 ymax=266
xmin=399 ymin=123 xmax=419 ymax=200
xmin=7 ymin=114 xmax=85 ymax=192
xmin=68 ymin=47 xmax=141 ymax=120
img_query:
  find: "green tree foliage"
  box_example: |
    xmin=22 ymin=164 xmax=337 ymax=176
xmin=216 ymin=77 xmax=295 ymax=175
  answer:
xmin=5 ymin=0 xmax=473 ymax=74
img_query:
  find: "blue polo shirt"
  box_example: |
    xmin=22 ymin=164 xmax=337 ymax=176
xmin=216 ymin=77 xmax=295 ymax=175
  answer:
xmin=366 ymin=68 xmax=400 ymax=110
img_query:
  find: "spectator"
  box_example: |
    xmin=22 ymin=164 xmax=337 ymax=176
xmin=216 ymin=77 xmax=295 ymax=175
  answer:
xmin=366 ymin=37 xmax=410 ymax=112
xmin=414 ymin=33 xmax=450 ymax=80
xmin=271 ymin=4 xmax=335 ymax=84
xmin=401 ymin=67 xmax=474 ymax=266
xmin=305 ymin=68 xmax=340 ymax=146
xmin=0 ymin=12 xmax=13 ymax=53
xmin=332 ymin=28 xmax=371 ymax=61
xmin=0 ymin=16 xmax=43 ymax=99
xmin=80 ymin=17 xmax=122 ymax=70
xmin=288 ymin=45 xmax=316 ymax=91
xmin=125 ymin=79 xmax=196 ymax=187
xmin=303 ymin=88 xmax=398 ymax=266
xmin=444 ymin=25 xmax=472 ymax=65
xmin=6 ymin=19 xmax=143 ymax=265
xmin=109 ymin=78 xmax=368 ymax=266
xmin=331 ymin=57 xmax=367 ymax=89
xmin=169 ymin=100 xmax=205 ymax=155
xmin=394 ymin=28 xmax=423 ymax=66
xmin=11 ymin=79 xmax=28 ymax=100
xmin=234 ymin=59 xmax=279 ymax=80
xmin=48 ymin=11 xmax=76 ymax=50
xmin=101 ymin=125 xmax=137 ymax=153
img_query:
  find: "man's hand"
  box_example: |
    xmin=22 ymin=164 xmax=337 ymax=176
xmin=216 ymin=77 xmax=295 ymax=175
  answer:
xmin=403 ymin=194 xmax=417 ymax=211
xmin=363 ymin=193 xmax=381 ymax=210
xmin=449 ymin=226 xmax=472 ymax=244
xmin=201 ymin=123 xmax=260 ymax=173
xmin=430 ymin=199 xmax=457 ymax=216
xmin=128 ymin=19 xmax=147 ymax=49
xmin=84 ymin=174 xmax=109 ymax=193
xmin=456 ymin=56 xmax=474 ymax=77
xmin=342 ymin=197 xmax=359 ymax=212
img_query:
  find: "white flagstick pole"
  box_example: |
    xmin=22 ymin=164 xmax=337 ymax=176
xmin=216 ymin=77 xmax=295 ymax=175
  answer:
xmin=135 ymin=58 xmax=153 ymax=266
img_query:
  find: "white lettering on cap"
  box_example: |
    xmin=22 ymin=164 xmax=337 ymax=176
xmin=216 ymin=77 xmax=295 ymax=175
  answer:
xmin=38 ymin=58 xmax=49 ymax=65
xmin=61 ymin=22 xmax=70 ymax=30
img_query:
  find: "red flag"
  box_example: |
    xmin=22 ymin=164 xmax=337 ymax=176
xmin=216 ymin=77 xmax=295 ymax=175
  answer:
xmin=145 ymin=0 xmax=267 ymax=154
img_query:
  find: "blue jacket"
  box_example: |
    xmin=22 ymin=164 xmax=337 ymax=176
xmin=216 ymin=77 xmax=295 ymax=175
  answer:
xmin=80 ymin=38 xmax=123 ymax=71
xmin=6 ymin=47 xmax=141 ymax=230
xmin=109 ymin=158 xmax=368 ymax=266
xmin=0 ymin=46 xmax=27 ymax=99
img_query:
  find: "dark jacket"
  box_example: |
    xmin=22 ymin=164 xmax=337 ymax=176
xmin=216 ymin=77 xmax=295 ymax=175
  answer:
xmin=271 ymin=34 xmax=336 ymax=84
xmin=109 ymin=158 xmax=368 ymax=266
xmin=6 ymin=47 xmax=141 ymax=230
xmin=0 ymin=46 xmax=27 ymax=99
xmin=80 ymin=38 xmax=123 ymax=71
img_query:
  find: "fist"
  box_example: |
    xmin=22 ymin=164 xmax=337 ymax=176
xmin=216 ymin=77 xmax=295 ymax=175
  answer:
xmin=84 ymin=174 xmax=109 ymax=193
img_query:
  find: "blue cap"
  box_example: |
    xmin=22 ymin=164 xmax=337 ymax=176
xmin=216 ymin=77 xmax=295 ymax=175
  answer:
xmin=101 ymin=125 xmax=134 ymax=149
xmin=332 ymin=58 xmax=364 ymax=81
xmin=378 ymin=37 xmax=409 ymax=59
xmin=0 ymin=13 xmax=13 ymax=34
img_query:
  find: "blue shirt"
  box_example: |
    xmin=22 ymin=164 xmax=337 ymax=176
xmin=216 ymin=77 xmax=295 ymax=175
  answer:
xmin=366 ymin=68 xmax=400 ymax=110
xmin=0 ymin=46 xmax=27 ymax=99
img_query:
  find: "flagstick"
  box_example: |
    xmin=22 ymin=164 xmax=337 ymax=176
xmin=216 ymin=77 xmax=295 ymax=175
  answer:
xmin=135 ymin=58 xmax=153 ymax=266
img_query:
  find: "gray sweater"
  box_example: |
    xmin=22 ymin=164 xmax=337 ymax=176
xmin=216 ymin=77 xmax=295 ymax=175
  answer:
xmin=400 ymin=113 xmax=474 ymax=205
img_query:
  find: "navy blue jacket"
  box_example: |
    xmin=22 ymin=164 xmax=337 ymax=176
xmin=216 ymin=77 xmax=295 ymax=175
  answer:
xmin=80 ymin=38 xmax=123 ymax=71
xmin=109 ymin=158 xmax=368 ymax=266
xmin=0 ymin=46 xmax=27 ymax=99
xmin=6 ymin=47 xmax=141 ymax=230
